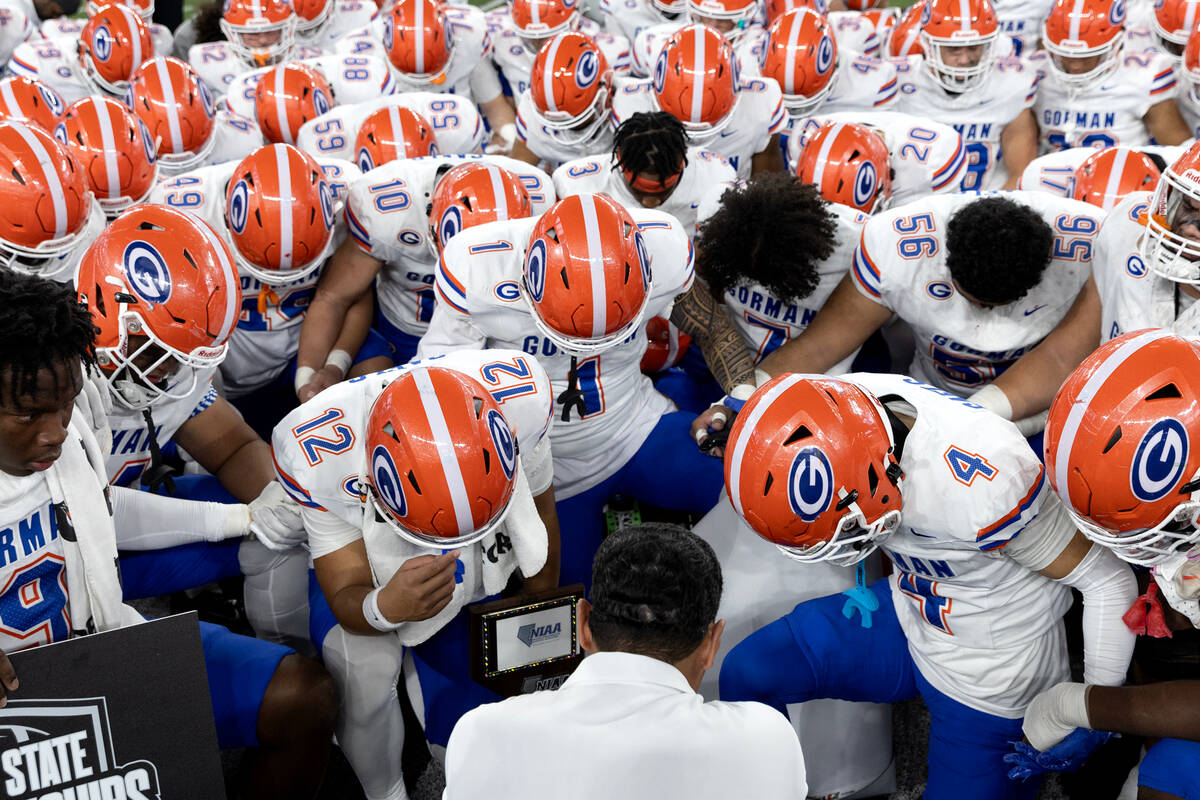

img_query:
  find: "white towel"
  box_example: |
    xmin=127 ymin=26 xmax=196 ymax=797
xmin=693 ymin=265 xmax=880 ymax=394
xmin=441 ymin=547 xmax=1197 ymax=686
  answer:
xmin=362 ymin=466 xmax=549 ymax=647
xmin=44 ymin=418 xmax=140 ymax=635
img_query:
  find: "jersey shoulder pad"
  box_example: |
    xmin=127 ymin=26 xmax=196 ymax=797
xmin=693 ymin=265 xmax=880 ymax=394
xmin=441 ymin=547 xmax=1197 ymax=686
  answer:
xmin=320 ymin=53 xmax=397 ymax=102
xmin=689 ymin=147 xmax=737 ymax=181
xmin=149 ymin=163 xmax=234 ymax=221
xmin=552 ymin=156 xmax=611 ymax=197
xmin=444 ymin=4 xmax=489 ymax=54
xmin=272 ymin=383 xmax=369 ymax=513
xmin=317 ymin=157 xmax=361 ymax=202
xmin=480 ymin=153 xmax=555 ymax=210
xmin=1129 ymin=49 xmax=1178 ymax=98
xmin=8 ymin=37 xmax=72 ymax=83
xmin=344 ymin=160 xmax=430 ymax=259
xmin=435 ymin=218 xmax=529 ymax=314
xmin=632 ymin=208 xmax=694 ymax=300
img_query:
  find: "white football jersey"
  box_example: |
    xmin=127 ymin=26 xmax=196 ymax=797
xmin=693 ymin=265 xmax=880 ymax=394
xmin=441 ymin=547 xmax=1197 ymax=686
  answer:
xmin=221 ymin=52 xmax=396 ymax=123
xmin=331 ymin=5 xmax=492 ymax=97
xmin=630 ymin=21 xmax=758 ymax=77
xmin=892 ymin=54 xmax=1038 ymax=190
xmin=147 ymin=157 xmax=360 ymax=396
xmin=8 ymin=36 xmax=99 ymax=104
xmin=611 ymin=74 xmax=786 ymax=177
xmin=787 ymin=110 xmax=966 ymax=202
xmin=493 ymin=17 xmax=630 ymax=97
xmin=300 ymin=0 xmax=376 ymax=48
xmin=992 ymin=0 xmax=1054 ymax=55
xmin=343 ymin=153 xmax=555 ymax=339
xmin=828 ymin=10 xmax=897 ymax=57
xmin=552 ymin=146 xmax=737 ymax=238
xmin=849 ymin=372 xmax=1073 ymax=717
xmin=0 ymin=468 xmax=70 ymax=653
xmin=41 ymin=203 xmax=107 ymax=285
xmin=296 ymin=93 xmax=485 ymax=165
xmin=1093 ymin=192 xmax=1200 ymax=341
xmin=419 ymin=208 xmax=693 ymax=499
xmin=514 ymin=88 xmax=615 ymax=169
xmin=39 ymin=16 xmax=173 ymax=56
xmin=106 ymin=371 xmax=219 ymax=486
xmin=851 ymin=192 xmax=1098 ymax=394
xmin=1178 ymin=90 xmax=1200 ymax=139
xmin=1017 ymin=145 xmax=1184 ymax=198
xmin=719 ymin=202 xmax=868 ymax=370
xmin=0 ymin=1 xmax=35 ymax=67
xmin=188 ymin=40 xmax=328 ymax=97
xmin=1033 ymin=50 xmax=1178 ymax=152
xmin=599 ymin=0 xmax=682 ymax=55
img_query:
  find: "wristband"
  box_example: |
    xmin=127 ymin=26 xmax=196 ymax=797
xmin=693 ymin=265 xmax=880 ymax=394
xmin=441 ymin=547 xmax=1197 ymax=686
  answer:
xmin=720 ymin=382 xmax=758 ymax=415
xmin=223 ymin=504 xmax=252 ymax=540
xmin=498 ymin=123 xmax=517 ymax=146
xmin=294 ymin=366 xmax=317 ymax=394
xmin=325 ymin=349 xmax=353 ymax=377
xmin=362 ymin=587 xmax=402 ymax=632
xmin=970 ymin=384 xmax=1014 ymax=420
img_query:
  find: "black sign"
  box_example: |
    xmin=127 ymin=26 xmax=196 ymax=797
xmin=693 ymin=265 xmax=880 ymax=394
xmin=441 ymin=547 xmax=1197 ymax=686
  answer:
xmin=0 ymin=613 xmax=224 ymax=800
xmin=469 ymin=585 xmax=585 ymax=697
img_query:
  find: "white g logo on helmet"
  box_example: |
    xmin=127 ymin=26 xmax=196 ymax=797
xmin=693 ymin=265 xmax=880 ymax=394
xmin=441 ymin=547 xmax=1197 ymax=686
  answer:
xmin=138 ymin=119 xmax=156 ymax=163
xmin=313 ymin=88 xmax=331 ymax=116
xmin=816 ymin=34 xmax=834 ymax=74
xmin=634 ymin=231 xmax=651 ymax=292
xmin=486 ymin=408 xmax=517 ymax=480
xmin=525 ymin=238 xmax=547 ymax=302
xmin=653 ymin=50 xmax=668 ymax=94
xmin=575 ymin=49 xmax=599 ymax=89
xmin=1110 ymin=0 xmax=1127 ymax=25
xmin=371 ymin=445 xmax=408 ymax=519
xmin=199 ymin=81 xmax=215 ymax=119
xmin=787 ymin=446 xmax=835 ymax=522
xmin=92 ymin=25 xmax=113 ymax=62
xmin=228 ymin=179 xmax=251 ymax=234
xmin=356 ymin=146 xmax=376 ymax=173
xmin=39 ymin=86 xmax=64 ymax=117
xmin=383 ymin=17 xmax=394 ymax=51
xmin=1130 ymin=418 xmax=1189 ymax=503
xmin=122 ymin=241 xmax=172 ymax=305
xmin=439 ymin=205 xmax=463 ymax=246
xmin=319 ymin=179 xmax=334 ymax=230
xmin=853 ymin=161 xmax=878 ymax=209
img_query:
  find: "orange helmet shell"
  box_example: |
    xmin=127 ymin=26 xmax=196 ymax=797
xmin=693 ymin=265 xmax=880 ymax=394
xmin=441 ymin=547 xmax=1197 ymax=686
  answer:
xmin=795 ymin=120 xmax=892 ymax=213
xmin=126 ymin=57 xmax=216 ymax=174
xmin=79 ymin=3 xmax=153 ymax=95
xmin=0 ymin=77 xmax=66 ymax=133
xmin=254 ymin=61 xmax=334 ymax=145
xmin=652 ymin=24 xmax=739 ymax=135
xmin=385 ymin=0 xmax=454 ymax=85
xmin=0 ymin=121 xmax=94 ymax=262
xmin=55 ymin=96 xmax=157 ymax=217
xmin=1072 ymin=147 xmax=1160 ymax=209
xmin=430 ymin=161 xmax=532 ymax=253
xmin=761 ymin=9 xmax=838 ymax=118
xmin=354 ymin=105 xmax=438 ymax=172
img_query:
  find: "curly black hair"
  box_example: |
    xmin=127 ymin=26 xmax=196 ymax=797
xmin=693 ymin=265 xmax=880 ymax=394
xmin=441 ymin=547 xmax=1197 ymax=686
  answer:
xmin=613 ymin=112 xmax=689 ymax=181
xmin=945 ymin=197 xmax=1055 ymax=307
xmin=0 ymin=271 xmax=96 ymax=406
xmin=588 ymin=522 xmax=723 ymax=663
xmin=192 ymin=0 xmax=227 ymax=45
xmin=695 ymin=173 xmax=838 ymax=304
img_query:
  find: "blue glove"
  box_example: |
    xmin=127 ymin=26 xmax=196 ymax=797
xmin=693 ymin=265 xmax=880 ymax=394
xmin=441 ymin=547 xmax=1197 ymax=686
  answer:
xmin=1004 ymin=728 xmax=1114 ymax=782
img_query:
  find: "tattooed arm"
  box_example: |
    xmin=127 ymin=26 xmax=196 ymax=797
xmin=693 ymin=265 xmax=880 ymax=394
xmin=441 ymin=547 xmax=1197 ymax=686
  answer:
xmin=668 ymin=282 xmax=757 ymax=393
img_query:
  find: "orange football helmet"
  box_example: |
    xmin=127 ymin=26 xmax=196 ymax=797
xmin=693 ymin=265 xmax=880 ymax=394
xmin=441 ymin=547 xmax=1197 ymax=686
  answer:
xmin=761 ymin=9 xmax=838 ymax=119
xmin=54 ymin=96 xmax=157 ymax=217
xmin=724 ymin=373 xmax=904 ymax=565
xmin=763 ymin=0 xmax=826 ymax=26
xmin=429 ymin=161 xmax=532 ymax=253
xmin=1072 ymin=147 xmax=1160 ymax=209
xmin=512 ymin=0 xmax=580 ymax=48
xmin=86 ymin=0 xmax=155 ymax=22
xmin=125 ymin=57 xmax=217 ymax=175
xmin=844 ymin=0 xmax=885 ymax=9
xmin=1185 ymin=26 xmax=1200 ymax=104
xmin=0 ymin=77 xmax=66 ymax=133
xmin=254 ymin=62 xmax=333 ymax=145
xmin=385 ymin=0 xmax=454 ymax=88
xmin=78 ymin=3 xmax=153 ymax=96
xmin=366 ymin=367 xmax=519 ymax=548
xmin=652 ymin=24 xmax=739 ymax=140
xmin=888 ymin=1 xmax=927 ymax=56
xmin=640 ymin=316 xmax=692 ymax=372
xmin=293 ymin=0 xmax=333 ymax=41
xmin=1143 ymin=140 xmax=1200 ymax=282
xmin=354 ymin=105 xmax=438 ymax=172
xmin=0 ymin=121 xmax=97 ymax=275
xmin=794 ymin=120 xmax=892 ymax=213
xmin=688 ymin=0 xmax=759 ymax=42
xmin=77 ymin=204 xmax=240 ymax=410
xmin=220 ymin=0 xmax=298 ymax=67
xmin=1045 ymin=329 xmax=1200 ymax=565
xmin=226 ymin=144 xmax=335 ymax=285
xmin=1153 ymin=0 xmax=1200 ymax=57
xmin=529 ymin=31 xmax=613 ymax=148
xmin=919 ymin=0 xmax=1000 ymax=93
xmin=523 ymin=193 xmax=652 ymax=353
xmin=1042 ymin=0 xmax=1125 ymax=90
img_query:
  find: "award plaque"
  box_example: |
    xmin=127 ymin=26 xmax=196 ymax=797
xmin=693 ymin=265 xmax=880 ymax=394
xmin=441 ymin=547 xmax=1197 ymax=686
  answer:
xmin=469 ymin=584 xmax=585 ymax=697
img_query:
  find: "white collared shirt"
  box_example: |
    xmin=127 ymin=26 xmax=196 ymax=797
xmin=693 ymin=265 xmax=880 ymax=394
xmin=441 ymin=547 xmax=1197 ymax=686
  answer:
xmin=444 ymin=651 xmax=808 ymax=799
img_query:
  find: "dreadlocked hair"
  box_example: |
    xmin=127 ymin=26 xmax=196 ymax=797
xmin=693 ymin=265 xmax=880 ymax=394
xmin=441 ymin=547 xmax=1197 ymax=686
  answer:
xmin=613 ymin=111 xmax=689 ymax=180
xmin=695 ymin=173 xmax=837 ymax=304
xmin=588 ymin=522 xmax=722 ymax=662
xmin=0 ymin=271 xmax=96 ymax=405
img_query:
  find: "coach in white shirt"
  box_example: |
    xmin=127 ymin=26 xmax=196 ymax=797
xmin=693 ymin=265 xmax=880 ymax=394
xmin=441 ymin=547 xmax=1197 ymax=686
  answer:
xmin=443 ymin=523 xmax=808 ymax=799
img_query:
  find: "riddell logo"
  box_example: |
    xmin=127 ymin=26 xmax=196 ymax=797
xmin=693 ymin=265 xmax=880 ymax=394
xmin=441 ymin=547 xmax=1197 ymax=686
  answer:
xmin=0 ymin=698 xmax=161 ymax=800
xmin=516 ymin=622 xmax=562 ymax=648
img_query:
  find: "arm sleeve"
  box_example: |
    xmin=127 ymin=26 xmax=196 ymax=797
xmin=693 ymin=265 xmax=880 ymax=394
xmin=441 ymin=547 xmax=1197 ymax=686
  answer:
xmin=304 ymin=506 xmax=365 ymax=560
xmin=469 ymin=59 xmax=504 ymax=105
xmin=522 ymin=435 xmax=554 ymax=496
xmin=110 ymin=486 xmax=248 ymax=550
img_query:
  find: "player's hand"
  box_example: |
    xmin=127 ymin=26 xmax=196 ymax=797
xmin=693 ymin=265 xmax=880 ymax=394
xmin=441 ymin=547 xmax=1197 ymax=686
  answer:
xmin=297 ymin=365 xmax=343 ymax=403
xmin=248 ymin=482 xmax=307 ymax=551
xmin=691 ymin=403 xmax=733 ymax=458
xmin=1004 ymin=728 xmax=1112 ymax=781
xmin=377 ymin=550 xmax=460 ymax=623
xmin=0 ymin=650 xmax=18 ymax=707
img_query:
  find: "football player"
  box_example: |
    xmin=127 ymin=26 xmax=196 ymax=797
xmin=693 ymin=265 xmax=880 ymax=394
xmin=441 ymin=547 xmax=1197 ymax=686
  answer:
xmin=790 ymin=114 xmax=966 ymax=208
xmin=628 ymin=0 xmax=761 ymax=77
xmin=9 ymin=3 xmax=151 ymax=103
xmin=274 ymin=353 xmax=559 ymax=800
xmin=1034 ymin=0 xmax=1190 ymax=152
xmin=0 ymin=269 xmax=338 ymax=800
xmin=420 ymin=193 xmax=757 ymax=588
xmin=299 ymin=153 xmax=554 ymax=367
xmin=146 ymin=143 xmax=393 ymax=438
xmin=126 ymin=56 xmax=264 ymax=178
xmin=611 ymin=23 xmax=786 ymax=177
xmin=53 ymin=96 xmax=158 ymax=218
xmin=601 ymin=0 xmax=687 ymax=55
xmin=692 ymin=192 xmax=1102 ymax=449
xmin=892 ymin=0 xmax=1038 ymax=190
xmin=552 ymin=111 xmax=737 ymax=239
xmin=1006 ymin=331 xmax=1200 ymax=799
xmin=291 ymin=0 xmax=374 ymax=48
xmin=1017 ymin=145 xmax=1169 ymax=207
xmin=718 ymin=372 xmax=1137 ymax=799
xmin=187 ymin=0 xmax=324 ymax=92
xmin=42 ymin=0 xmax=173 ymax=56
